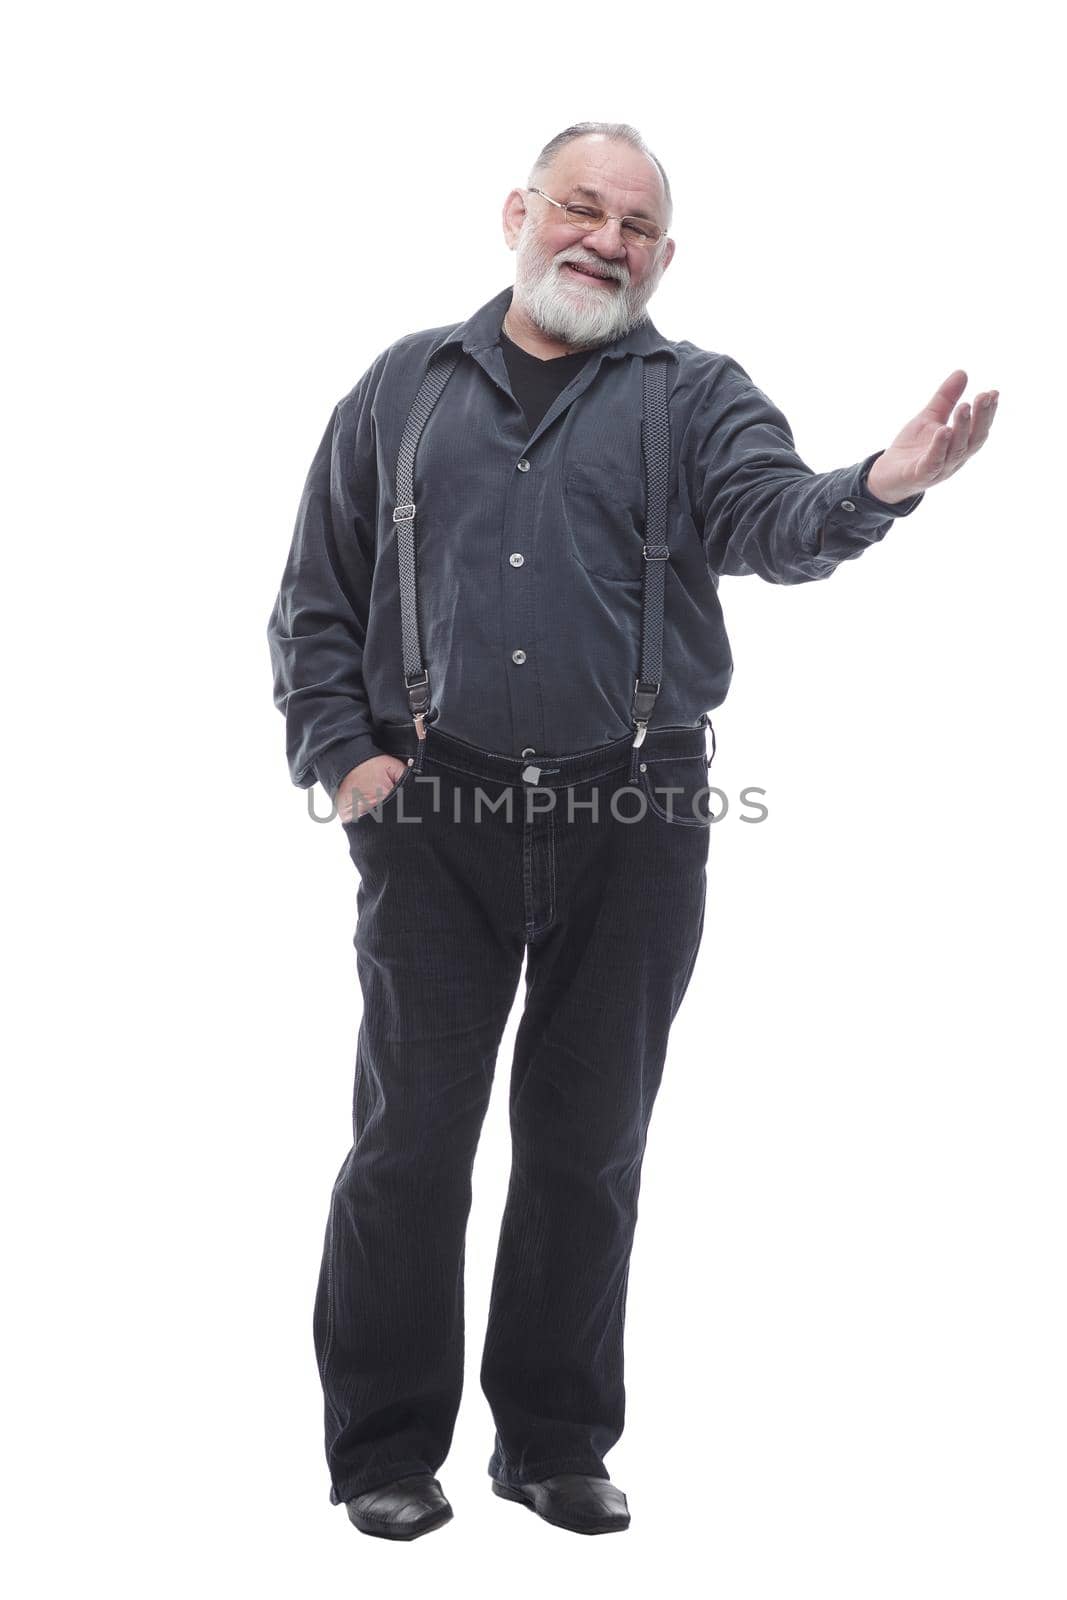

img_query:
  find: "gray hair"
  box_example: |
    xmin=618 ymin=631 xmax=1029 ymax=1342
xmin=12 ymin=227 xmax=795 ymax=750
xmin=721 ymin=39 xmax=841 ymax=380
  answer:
xmin=527 ymin=122 xmax=673 ymax=229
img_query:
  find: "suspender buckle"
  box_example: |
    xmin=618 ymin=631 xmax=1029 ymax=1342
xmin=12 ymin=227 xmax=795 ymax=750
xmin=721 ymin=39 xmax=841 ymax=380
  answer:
xmin=643 ymin=543 xmax=669 ymax=560
xmin=632 ymin=677 xmax=660 ymax=746
xmin=405 ymin=668 xmax=431 ymax=739
xmin=393 ymin=502 xmax=416 ymax=523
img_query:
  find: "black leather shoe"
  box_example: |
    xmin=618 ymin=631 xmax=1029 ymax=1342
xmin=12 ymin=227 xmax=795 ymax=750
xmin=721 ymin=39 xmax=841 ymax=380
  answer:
xmin=492 ymin=1472 xmax=630 ymax=1534
xmin=344 ymin=1473 xmax=453 ymax=1540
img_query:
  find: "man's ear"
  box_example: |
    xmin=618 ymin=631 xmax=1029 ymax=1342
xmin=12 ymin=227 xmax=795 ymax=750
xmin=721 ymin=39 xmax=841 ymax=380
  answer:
xmin=502 ymin=189 xmax=528 ymax=250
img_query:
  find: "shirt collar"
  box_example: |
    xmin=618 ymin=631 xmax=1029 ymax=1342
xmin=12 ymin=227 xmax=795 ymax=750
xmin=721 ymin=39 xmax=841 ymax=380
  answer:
xmin=427 ymin=282 xmax=676 ymax=364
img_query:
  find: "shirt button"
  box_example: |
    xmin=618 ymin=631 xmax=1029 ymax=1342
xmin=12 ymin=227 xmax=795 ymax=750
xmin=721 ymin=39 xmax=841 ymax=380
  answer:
xmin=516 ymin=459 xmax=531 ymax=472
xmin=509 ymin=552 xmax=524 ymax=567
xmin=511 ymin=648 xmax=527 ymax=664
xmin=840 ymin=499 xmax=856 ymax=511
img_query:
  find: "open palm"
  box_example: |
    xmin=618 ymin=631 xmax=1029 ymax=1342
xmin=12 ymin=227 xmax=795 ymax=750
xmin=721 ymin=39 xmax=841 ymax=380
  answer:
xmin=867 ymin=369 xmax=999 ymax=502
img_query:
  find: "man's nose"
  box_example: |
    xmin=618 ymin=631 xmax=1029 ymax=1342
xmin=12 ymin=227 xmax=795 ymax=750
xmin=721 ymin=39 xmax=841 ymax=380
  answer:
xmin=580 ymin=217 xmax=628 ymax=258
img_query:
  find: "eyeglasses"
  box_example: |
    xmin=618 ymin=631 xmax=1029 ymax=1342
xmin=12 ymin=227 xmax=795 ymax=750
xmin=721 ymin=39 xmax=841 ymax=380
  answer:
xmin=523 ymin=186 xmax=667 ymax=248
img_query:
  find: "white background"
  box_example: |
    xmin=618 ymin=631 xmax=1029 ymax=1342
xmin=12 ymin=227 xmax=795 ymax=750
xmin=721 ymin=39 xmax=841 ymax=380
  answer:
xmin=4 ymin=2 xmax=1064 ymax=1595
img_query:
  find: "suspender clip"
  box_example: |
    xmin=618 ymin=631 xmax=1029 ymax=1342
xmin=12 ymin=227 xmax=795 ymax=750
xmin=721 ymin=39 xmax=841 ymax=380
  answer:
xmin=631 ymin=677 xmax=660 ymax=746
xmin=405 ymin=668 xmax=431 ymax=740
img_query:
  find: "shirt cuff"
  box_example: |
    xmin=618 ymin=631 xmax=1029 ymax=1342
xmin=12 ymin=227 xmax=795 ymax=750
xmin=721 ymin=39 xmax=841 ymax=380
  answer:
xmin=855 ymin=449 xmax=925 ymax=517
xmin=808 ymin=451 xmax=925 ymax=565
xmin=314 ymin=733 xmax=386 ymax=802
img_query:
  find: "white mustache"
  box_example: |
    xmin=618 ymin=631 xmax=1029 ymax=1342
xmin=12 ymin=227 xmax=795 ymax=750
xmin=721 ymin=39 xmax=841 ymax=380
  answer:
xmin=559 ymin=257 xmax=623 ymax=284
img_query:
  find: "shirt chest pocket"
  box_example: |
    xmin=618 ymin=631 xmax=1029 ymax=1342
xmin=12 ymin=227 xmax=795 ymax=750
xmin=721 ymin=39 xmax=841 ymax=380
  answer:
xmin=563 ymin=459 xmax=648 ymax=583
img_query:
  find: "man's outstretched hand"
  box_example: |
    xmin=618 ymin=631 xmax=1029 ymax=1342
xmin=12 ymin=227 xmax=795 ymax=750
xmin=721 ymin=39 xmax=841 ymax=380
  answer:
xmin=335 ymin=754 xmax=410 ymax=824
xmin=865 ymin=370 xmax=999 ymax=505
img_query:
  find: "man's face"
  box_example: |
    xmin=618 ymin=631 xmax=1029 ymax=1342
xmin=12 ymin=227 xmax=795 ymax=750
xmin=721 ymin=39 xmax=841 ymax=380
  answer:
xmin=504 ymin=135 xmax=676 ymax=350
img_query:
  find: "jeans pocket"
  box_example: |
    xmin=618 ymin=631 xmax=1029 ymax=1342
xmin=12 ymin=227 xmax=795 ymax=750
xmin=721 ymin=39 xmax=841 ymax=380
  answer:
xmin=638 ymin=752 xmax=713 ymax=827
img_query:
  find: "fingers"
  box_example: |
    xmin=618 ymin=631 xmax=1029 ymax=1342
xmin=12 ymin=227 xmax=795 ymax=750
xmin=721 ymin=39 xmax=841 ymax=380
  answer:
xmin=337 ymin=758 xmax=409 ymax=822
xmin=925 ymin=368 xmax=968 ymax=421
xmin=354 ymin=762 xmax=409 ymax=816
xmin=923 ymin=388 xmax=999 ymax=480
xmin=968 ymin=389 xmax=999 ymax=453
xmin=920 ymin=407 xmax=965 ymax=476
xmin=944 ymin=399 xmax=975 ymax=471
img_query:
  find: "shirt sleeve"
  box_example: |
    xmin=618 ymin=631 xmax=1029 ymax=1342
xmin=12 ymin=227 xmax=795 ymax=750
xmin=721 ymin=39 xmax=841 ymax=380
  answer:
xmin=692 ymin=365 xmax=925 ymax=584
xmin=267 ymin=363 xmax=386 ymax=799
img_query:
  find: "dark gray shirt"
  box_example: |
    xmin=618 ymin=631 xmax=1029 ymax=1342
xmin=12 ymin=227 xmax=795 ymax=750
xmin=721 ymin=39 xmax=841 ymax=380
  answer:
xmin=268 ymin=283 xmax=925 ymax=798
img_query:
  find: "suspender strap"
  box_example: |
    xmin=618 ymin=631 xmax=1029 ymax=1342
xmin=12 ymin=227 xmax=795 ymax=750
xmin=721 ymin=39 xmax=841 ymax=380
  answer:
xmin=631 ymin=356 xmax=671 ymax=747
xmin=392 ymin=347 xmax=462 ymax=736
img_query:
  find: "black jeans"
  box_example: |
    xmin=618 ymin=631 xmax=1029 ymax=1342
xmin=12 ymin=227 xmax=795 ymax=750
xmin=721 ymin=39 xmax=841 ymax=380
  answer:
xmin=313 ymin=717 xmax=713 ymax=1503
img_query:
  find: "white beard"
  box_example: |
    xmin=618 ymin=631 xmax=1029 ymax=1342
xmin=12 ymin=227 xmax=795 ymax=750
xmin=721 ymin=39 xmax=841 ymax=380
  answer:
xmin=511 ymin=225 xmax=666 ymax=351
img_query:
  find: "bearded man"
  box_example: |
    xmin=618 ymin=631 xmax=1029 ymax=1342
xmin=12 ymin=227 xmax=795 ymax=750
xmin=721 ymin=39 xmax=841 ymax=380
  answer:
xmin=267 ymin=119 xmax=997 ymax=1541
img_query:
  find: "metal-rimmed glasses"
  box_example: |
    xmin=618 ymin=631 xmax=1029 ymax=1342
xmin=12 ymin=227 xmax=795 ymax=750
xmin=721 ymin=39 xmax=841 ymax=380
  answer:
xmin=523 ymin=186 xmax=667 ymax=247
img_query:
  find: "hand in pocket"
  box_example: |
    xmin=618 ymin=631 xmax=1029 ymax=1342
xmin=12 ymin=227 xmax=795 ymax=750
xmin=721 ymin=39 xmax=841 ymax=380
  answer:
xmin=336 ymin=754 xmax=410 ymax=824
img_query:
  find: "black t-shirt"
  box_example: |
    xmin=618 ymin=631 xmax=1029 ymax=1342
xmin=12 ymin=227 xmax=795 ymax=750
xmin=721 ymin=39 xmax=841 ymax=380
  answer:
xmin=499 ymin=323 xmax=593 ymax=436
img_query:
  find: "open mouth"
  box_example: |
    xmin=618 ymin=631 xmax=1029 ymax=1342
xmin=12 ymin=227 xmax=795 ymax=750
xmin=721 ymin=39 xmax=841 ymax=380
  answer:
xmin=564 ymin=261 xmax=617 ymax=286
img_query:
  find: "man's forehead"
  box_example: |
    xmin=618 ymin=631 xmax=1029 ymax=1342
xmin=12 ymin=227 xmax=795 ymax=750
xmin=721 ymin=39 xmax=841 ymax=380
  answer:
xmin=547 ymin=149 xmax=666 ymax=219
